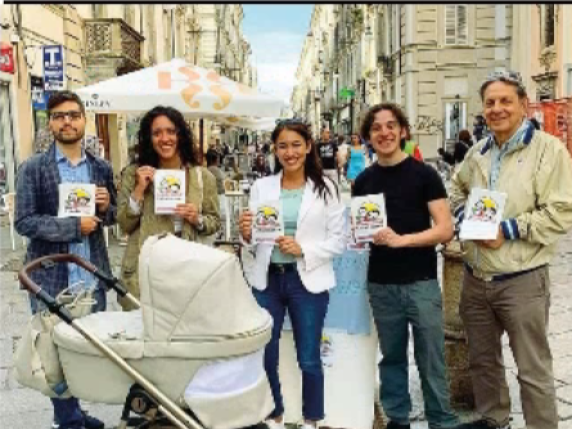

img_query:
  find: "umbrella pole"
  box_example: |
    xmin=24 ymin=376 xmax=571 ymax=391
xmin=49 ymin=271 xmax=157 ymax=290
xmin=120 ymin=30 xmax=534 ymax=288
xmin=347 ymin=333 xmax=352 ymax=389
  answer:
xmin=199 ymin=119 xmax=204 ymax=165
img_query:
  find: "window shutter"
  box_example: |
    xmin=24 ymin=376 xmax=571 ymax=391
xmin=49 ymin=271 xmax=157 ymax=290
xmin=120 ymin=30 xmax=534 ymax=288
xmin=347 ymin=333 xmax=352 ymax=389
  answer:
xmin=445 ymin=5 xmax=456 ymax=45
xmin=457 ymin=5 xmax=468 ymax=45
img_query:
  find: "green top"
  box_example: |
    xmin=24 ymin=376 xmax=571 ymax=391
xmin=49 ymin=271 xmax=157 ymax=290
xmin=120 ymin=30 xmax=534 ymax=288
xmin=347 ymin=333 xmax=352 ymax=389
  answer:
xmin=270 ymin=187 xmax=304 ymax=264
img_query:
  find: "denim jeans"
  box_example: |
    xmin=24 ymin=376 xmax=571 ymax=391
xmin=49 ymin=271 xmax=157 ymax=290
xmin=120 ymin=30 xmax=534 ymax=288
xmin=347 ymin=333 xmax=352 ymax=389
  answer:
xmin=30 ymin=287 xmax=106 ymax=429
xmin=368 ymin=280 xmax=459 ymax=429
xmin=253 ymin=267 xmax=329 ymax=421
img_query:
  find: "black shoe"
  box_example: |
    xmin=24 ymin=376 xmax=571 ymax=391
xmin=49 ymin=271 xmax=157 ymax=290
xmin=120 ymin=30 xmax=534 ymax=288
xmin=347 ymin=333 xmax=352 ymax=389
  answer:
xmin=82 ymin=412 xmax=104 ymax=429
xmin=387 ymin=421 xmax=411 ymax=429
xmin=455 ymin=419 xmax=510 ymax=429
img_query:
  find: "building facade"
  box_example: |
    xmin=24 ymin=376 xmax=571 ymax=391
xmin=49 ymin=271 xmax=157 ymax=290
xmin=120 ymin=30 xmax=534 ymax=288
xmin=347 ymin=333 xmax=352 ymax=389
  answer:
xmin=294 ymin=4 xmax=571 ymax=158
xmin=0 ymin=4 xmax=256 ymax=197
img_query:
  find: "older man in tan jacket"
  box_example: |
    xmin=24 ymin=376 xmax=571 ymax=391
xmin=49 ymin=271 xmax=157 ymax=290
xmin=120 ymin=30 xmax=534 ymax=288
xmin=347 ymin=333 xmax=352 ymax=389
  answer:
xmin=451 ymin=71 xmax=572 ymax=429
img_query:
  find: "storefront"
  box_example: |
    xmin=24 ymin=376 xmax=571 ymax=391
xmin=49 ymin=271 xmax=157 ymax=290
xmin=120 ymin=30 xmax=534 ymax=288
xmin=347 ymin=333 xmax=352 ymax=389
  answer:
xmin=0 ymin=42 xmax=17 ymax=198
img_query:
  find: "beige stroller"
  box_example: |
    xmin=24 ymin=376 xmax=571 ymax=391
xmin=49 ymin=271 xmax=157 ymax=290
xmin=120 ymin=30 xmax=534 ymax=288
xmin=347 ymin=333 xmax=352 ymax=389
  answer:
xmin=18 ymin=234 xmax=274 ymax=429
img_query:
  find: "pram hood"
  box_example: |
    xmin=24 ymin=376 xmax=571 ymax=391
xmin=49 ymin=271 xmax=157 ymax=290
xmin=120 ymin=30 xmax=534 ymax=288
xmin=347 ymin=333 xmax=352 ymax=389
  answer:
xmin=139 ymin=234 xmax=271 ymax=344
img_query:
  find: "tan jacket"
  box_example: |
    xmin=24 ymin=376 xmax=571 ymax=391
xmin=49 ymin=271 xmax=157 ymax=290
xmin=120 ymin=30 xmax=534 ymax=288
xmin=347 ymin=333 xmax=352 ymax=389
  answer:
xmin=450 ymin=128 xmax=572 ymax=280
xmin=117 ymin=164 xmax=221 ymax=309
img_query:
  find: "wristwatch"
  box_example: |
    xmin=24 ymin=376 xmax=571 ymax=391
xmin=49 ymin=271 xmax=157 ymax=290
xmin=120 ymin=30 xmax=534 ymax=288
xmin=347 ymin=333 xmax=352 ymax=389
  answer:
xmin=197 ymin=214 xmax=205 ymax=231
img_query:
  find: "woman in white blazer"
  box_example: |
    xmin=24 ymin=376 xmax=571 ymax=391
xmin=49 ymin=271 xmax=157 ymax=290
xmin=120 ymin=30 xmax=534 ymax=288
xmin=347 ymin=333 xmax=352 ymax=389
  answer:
xmin=239 ymin=119 xmax=346 ymax=429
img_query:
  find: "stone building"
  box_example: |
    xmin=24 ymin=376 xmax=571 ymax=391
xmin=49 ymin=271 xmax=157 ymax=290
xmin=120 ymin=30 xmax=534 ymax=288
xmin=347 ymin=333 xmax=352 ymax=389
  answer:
xmin=295 ymin=5 xmax=572 ymax=157
xmin=0 ymin=3 xmax=256 ymax=196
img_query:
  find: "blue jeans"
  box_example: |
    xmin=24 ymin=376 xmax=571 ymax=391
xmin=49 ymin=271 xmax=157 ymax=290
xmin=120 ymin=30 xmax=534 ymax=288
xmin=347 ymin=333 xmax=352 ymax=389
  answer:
xmin=30 ymin=288 xmax=106 ymax=429
xmin=368 ymin=280 xmax=459 ymax=429
xmin=253 ymin=267 xmax=329 ymax=421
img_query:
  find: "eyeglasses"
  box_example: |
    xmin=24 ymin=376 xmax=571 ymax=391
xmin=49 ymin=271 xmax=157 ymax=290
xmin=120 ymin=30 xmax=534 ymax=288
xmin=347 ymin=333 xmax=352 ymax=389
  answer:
xmin=50 ymin=111 xmax=83 ymax=121
xmin=481 ymin=70 xmax=525 ymax=90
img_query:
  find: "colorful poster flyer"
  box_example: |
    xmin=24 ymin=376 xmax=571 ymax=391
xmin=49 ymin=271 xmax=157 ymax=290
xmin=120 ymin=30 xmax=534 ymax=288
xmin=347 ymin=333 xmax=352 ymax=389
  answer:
xmin=351 ymin=195 xmax=387 ymax=243
xmin=460 ymin=188 xmax=508 ymax=241
xmin=252 ymin=200 xmax=284 ymax=245
xmin=58 ymin=184 xmax=96 ymax=217
xmin=154 ymin=169 xmax=186 ymax=215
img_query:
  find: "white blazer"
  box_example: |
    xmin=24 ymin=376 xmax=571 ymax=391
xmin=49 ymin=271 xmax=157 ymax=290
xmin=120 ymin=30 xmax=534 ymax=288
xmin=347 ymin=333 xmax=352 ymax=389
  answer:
xmin=245 ymin=172 xmax=346 ymax=294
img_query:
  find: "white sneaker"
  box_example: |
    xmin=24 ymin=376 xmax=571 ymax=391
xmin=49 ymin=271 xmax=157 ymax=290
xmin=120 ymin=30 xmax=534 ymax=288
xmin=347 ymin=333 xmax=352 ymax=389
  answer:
xmin=265 ymin=419 xmax=285 ymax=429
xmin=299 ymin=423 xmax=319 ymax=429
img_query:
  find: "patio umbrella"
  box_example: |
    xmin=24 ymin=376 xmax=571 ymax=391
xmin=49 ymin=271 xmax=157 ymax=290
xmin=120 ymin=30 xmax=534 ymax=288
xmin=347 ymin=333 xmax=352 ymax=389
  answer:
xmin=76 ymin=58 xmax=284 ymax=122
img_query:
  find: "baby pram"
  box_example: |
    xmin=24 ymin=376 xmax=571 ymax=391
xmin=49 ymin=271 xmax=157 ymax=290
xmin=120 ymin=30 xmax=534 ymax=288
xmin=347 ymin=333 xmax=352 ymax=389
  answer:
xmin=18 ymin=234 xmax=274 ymax=429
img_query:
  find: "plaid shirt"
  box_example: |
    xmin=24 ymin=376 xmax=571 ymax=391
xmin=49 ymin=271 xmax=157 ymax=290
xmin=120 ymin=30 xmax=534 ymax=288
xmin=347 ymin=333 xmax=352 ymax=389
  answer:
xmin=15 ymin=143 xmax=117 ymax=299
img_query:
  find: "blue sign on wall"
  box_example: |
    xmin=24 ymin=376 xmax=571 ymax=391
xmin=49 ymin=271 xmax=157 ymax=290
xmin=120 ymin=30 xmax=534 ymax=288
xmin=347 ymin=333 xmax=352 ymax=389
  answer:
xmin=43 ymin=45 xmax=65 ymax=91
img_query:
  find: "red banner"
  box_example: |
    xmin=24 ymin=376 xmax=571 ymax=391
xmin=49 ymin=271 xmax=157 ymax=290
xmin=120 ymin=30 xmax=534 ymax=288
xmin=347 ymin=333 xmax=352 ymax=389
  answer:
xmin=528 ymin=98 xmax=572 ymax=157
xmin=0 ymin=42 xmax=15 ymax=74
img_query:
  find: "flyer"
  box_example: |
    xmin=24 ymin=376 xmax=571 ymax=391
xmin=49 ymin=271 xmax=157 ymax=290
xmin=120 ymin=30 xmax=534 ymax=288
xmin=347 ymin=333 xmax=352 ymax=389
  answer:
xmin=459 ymin=188 xmax=507 ymax=241
xmin=351 ymin=195 xmax=387 ymax=243
xmin=252 ymin=200 xmax=284 ymax=245
xmin=58 ymin=184 xmax=96 ymax=217
xmin=154 ymin=169 xmax=186 ymax=215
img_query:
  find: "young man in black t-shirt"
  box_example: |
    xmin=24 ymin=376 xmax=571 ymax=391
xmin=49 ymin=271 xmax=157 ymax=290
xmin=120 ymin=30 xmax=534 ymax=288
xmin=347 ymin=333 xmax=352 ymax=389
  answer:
xmin=317 ymin=129 xmax=339 ymax=184
xmin=354 ymin=103 xmax=460 ymax=429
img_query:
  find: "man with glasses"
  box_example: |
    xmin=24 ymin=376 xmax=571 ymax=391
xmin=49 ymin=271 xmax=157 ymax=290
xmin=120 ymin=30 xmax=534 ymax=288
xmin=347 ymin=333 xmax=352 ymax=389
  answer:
xmin=450 ymin=71 xmax=572 ymax=429
xmin=15 ymin=91 xmax=116 ymax=429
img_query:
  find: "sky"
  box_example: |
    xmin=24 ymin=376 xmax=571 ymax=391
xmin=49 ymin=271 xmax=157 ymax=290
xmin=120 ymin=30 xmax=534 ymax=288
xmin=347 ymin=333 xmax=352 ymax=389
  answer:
xmin=242 ymin=4 xmax=314 ymax=106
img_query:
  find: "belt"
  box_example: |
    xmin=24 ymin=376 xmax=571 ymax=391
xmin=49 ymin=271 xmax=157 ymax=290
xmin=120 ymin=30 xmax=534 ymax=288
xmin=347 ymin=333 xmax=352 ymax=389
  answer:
xmin=464 ymin=263 xmax=545 ymax=282
xmin=268 ymin=263 xmax=297 ymax=274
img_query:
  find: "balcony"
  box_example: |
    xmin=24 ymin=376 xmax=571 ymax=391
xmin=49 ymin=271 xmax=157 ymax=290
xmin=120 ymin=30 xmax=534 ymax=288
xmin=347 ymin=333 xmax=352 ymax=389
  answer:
xmin=84 ymin=19 xmax=144 ymax=84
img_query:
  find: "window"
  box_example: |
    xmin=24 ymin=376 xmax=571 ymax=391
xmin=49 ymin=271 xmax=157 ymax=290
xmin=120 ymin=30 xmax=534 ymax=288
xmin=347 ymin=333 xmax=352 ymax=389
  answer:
xmin=444 ymin=100 xmax=467 ymax=140
xmin=445 ymin=5 xmax=468 ymax=45
xmin=545 ymin=4 xmax=555 ymax=47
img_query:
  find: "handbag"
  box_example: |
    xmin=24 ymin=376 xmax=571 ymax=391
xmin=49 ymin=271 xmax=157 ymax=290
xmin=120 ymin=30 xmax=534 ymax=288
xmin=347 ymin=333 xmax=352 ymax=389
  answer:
xmin=13 ymin=288 xmax=95 ymax=398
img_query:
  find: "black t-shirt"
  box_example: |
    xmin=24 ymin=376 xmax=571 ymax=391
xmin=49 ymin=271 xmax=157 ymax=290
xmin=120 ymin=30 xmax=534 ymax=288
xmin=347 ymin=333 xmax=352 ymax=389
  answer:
xmin=318 ymin=140 xmax=338 ymax=170
xmin=353 ymin=157 xmax=447 ymax=285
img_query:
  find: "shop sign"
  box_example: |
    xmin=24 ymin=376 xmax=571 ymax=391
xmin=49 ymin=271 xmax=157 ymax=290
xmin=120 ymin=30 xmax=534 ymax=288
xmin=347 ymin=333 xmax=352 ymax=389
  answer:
xmin=0 ymin=43 xmax=15 ymax=74
xmin=31 ymin=76 xmax=48 ymax=110
xmin=43 ymin=45 xmax=65 ymax=91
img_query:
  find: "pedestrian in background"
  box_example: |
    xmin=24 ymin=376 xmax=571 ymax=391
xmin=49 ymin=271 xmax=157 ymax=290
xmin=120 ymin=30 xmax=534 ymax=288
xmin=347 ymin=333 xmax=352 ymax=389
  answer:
xmin=117 ymin=106 xmax=220 ymax=310
xmin=206 ymin=148 xmax=225 ymax=195
xmin=317 ymin=128 xmax=339 ymax=184
xmin=401 ymin=125 xmax=423 ymax=161
xmin=252 ymin=152 xmax=272 ymax=178
xmin=354 ymin=103 xmax=460 ymax=429
xmin=346 ymin=132 xmax=369 ymax=193
xmin=336 ymin=134 xmax=350 ymax=183
xmin=238 ymin=119 xmax=345 ymax=429
xmin=15 ymin=90 xmax=116 ymax=429
xmin=438 ymin=129 xmax=473 ymax=169
xmin=450 ymin=70 xmax=572 ymax=429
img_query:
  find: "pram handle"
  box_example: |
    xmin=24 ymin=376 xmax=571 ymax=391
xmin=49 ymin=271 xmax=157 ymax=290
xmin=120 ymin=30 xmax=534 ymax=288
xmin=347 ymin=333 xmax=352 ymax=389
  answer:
xmin=18 ymin=254 xmax=131 ymax=322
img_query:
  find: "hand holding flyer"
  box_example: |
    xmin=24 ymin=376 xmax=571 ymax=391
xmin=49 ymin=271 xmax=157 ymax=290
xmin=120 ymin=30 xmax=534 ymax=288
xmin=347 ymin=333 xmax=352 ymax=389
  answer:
xmin=351 ymin=195 xmax=387 ymax=243
xmin=251 ymin=200 xmax=284 ymax=245
xmin=154 ymin=169 xmax=186 ymax=215
xmin=459 ymin=188 xmax=507 ymax=241
xmin=58 ymin=184 xmax=96 ymax=217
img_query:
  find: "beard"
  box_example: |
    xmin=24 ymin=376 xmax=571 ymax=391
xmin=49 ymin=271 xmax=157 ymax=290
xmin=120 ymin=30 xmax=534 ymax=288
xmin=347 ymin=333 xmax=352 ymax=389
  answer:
xmin=53 ymin=128 xmax=85 ymax=145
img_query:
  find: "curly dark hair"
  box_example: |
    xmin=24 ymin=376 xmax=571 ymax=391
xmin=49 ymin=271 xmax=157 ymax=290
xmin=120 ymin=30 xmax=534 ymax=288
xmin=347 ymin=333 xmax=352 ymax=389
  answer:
xmin=271 ymin=121 xmax=337 ymax=200
xmin=360 ymin=103 xmax=410 ymax=142
xmin=136 ymin=106 xmax=197 ymax=167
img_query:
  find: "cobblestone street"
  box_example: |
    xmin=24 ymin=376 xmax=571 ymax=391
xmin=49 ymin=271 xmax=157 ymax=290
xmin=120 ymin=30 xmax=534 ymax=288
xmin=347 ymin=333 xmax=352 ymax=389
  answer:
xmin=1 ymin=213 xmax=572 ymax=429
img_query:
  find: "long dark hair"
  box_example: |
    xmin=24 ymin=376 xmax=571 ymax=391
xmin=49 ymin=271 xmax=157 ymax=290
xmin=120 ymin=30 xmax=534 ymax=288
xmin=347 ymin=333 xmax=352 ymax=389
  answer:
xmin=137 ymin=106 xmax=197 ymax=167
xmin=271 ymin=121 xmax=337 ymax=200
